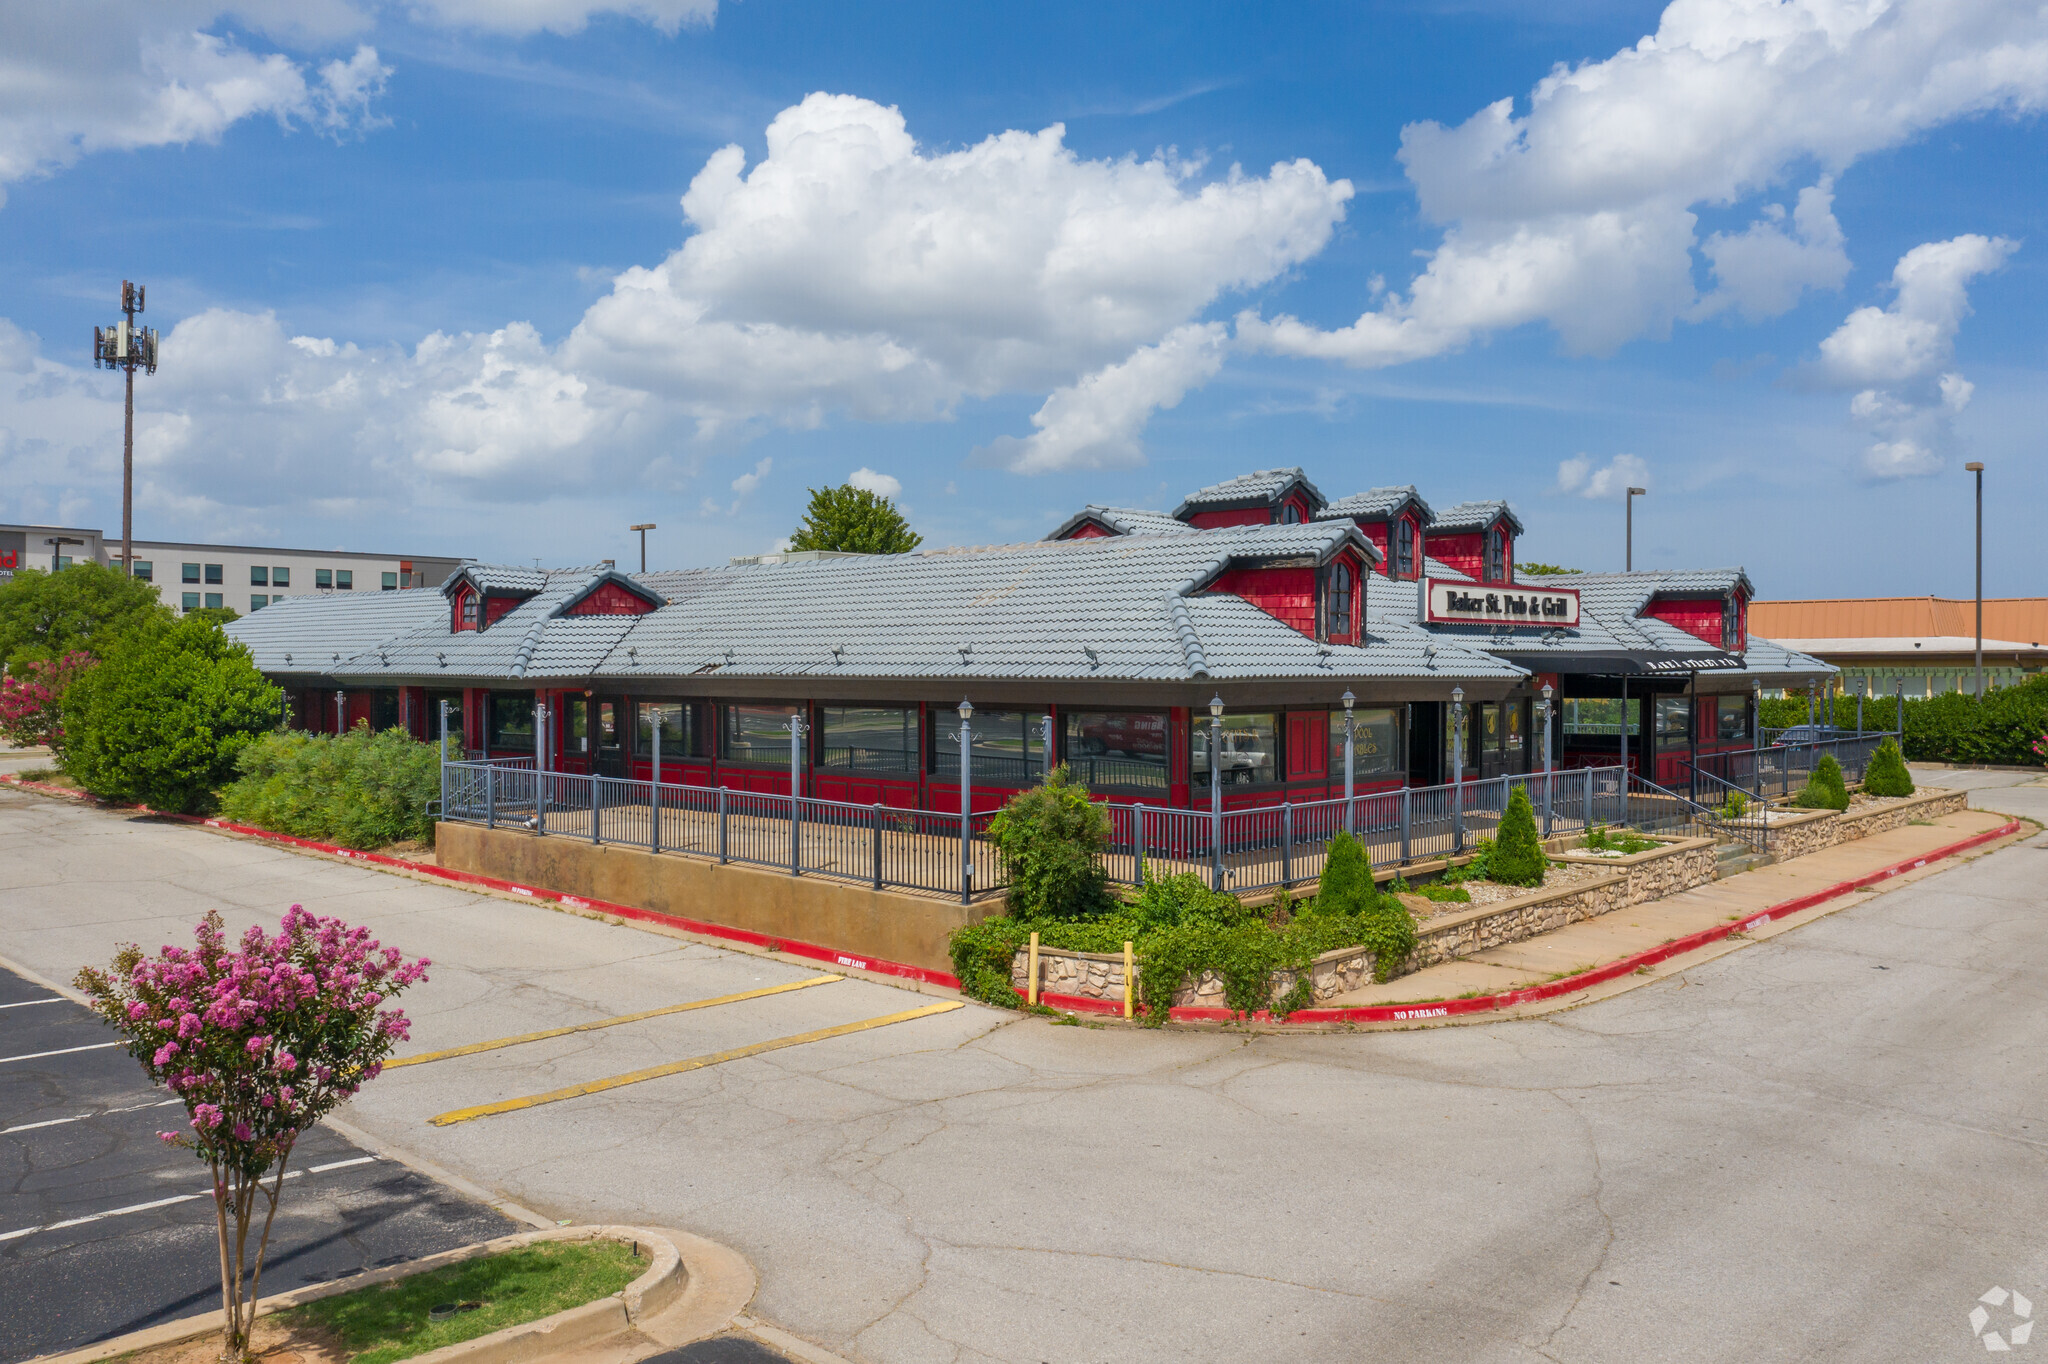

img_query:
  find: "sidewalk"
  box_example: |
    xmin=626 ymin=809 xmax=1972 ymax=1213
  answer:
xmin=1319 ymin=804 xmax=2020 ymax=1011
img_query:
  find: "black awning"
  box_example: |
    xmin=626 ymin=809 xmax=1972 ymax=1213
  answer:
xmin=1488 ymin=649 xmax=1747 ymax=675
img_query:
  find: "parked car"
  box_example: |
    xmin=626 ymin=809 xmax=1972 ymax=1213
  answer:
xmin=1771 ymin=725 xmax=1856 ymax=746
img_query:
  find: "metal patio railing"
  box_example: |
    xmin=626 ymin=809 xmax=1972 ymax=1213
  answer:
xmin=441 ymin=758 xmax=1708 ymax=901
xmin=1679 ymin=732 xmax=1897 ymax=803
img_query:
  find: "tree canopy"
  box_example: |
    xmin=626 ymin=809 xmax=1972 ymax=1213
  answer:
xmin=788 ymin=484 xmax=922 ymax=554
xmin=0 ymin=561 xmax=171 ymax=672
xmin=1515 ymin=562 xmax=1581 ymax=576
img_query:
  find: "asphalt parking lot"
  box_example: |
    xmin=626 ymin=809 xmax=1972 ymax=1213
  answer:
xmin=0 ymin=961 xmax=519 ymax=1363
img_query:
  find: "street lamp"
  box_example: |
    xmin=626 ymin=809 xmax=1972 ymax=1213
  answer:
xmin=1965 ymin=462 xmax=1984 ymax=698
xmin=1450 ymin=686 xmax=1466 ymax=851
xmin=1540 ymin=682 xmax=1554 ymax=835
xmin=1625 ymin=487 xmax=1647 ymax=572
xmin=1340 ymin=690 xmax=1356 ymax=835
xmin=43 ymin=535 xmax=84 ymax=573
xmin=1040 ymin=713 xmax=1055 ymax=784
xmin=1854 ymin=675 xmax=1866 ymax=736
xmin=630 ymin=523 xmax=656 ymax=574
xmin=1208 ymin=695 xmax=1225 ymax=890
xmin=958 ymin=699 xmax=975 ymax=899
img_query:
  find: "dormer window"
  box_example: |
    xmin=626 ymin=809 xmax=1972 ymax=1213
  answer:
xmin=1279 ymin=502 xmax=1303 ymax=524
xmin=1722 ymin=595 xmax=1742 ymax=650
xmin=1394 ymin=519 xmax=1416 ymax=578
xmin=453 ymin=586 xmax=480 ymax=632
xmin=1483 ymin=527 xmax=1506 ymax=582
xmin=1325 ymin=562 xmax=1355 ymax=641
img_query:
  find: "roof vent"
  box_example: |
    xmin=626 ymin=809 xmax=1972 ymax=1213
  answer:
xmin=959 ymin=643 xmax=972 ymax=666
xmin=831 ymin=644 xmax=845 ymax=664
xmin=1316 ymin=645 xmax=1332 ymax=667
xmin=1083 ymin=646 xmax=1099 ymax=670
xmin=627 ymin=646 xmax=639 ymax=664
xmin=725 ymin=647 xmax=736 ymax=666
xmin=436 ymin=651 xmax=446 ymax=666
xmin=331 ymin=652 xmax=340 ymax=663
xmin=1422 ymin=642 xmax=1439 ymax=669
xmin=283 ymin=652 xmax=292 ymax=666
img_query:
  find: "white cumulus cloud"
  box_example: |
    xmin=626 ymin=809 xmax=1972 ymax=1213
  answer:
xmin=731 ymin=456 xmax=772 ymax=495
xmin=847 ymin=467 xmax=902 ymax=499
xmin=1239 ymin=0 xmax=2048 ymax=368
xmin=1555 ymin=453 xmax=1650 ymax=500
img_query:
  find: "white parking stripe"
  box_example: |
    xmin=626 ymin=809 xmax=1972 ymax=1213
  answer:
xmin=0 ymin=997 xmax=66 ymax=1009
xmin=0 ymin=1042 xmax=121 ymax=1065
xmin=3 ymin=1099 xmax=184 ymax=1135
xmin=0 ymin=1157 xmax=381 ymax=1242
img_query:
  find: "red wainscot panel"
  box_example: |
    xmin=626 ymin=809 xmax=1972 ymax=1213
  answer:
xmin=628 ymin=758 xmax=715 ymax=788
xmin=812 ymin=773 xmax=922 ymax=808
xmin=924 ymin=781 xmax=1023 ymax=816
xmin=725 ymin=766 xmax=798 ymax=797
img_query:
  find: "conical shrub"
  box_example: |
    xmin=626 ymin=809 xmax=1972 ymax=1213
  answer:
xmin=1861 ymin=738 xmax=1915 ymax=798
xmin=1794 ymin=753 xmax=1851 ymax=810
xmin=1489 ymin=784 xmax=1547 ymax=886
xmin=1315 ymin=830 xmax=1373 ymax=916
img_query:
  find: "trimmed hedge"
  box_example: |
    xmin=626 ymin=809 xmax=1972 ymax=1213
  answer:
xmin=219 ymin=725 xmax=443 ymax=849
xmin=1762 ymin=678 xmax=2048 ymax=766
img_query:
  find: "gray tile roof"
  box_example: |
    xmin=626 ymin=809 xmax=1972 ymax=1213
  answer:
xmin=442 ymin=562 xmax=561 ymax=594
xmin=227 ymin=588 xmax=450 ymax=677
xmin=1320 ymin=485 xmax=1434 ymax=524
xmin=235 ymin=525 xmax=1523 ymax=688
xmin=1429 ymin=499 xmax=1525 ymax=536
xmin=1172 ymin=467 xmax=1327 ymax=516
xmin=1047 ymin=505 xmax=1191 ymax=539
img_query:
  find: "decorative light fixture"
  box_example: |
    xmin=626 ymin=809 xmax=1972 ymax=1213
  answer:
xmin=1341 ymin=690 xmax=1355 ymax=714
xmin=958 ymin=697 xmax=974 ymax=723
xmin=1209 ymin=695 xmax=1225 ymax=720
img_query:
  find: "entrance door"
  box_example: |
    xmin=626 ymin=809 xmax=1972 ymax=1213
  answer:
xmin=594 ymin=699 xmax=626 ymax=778
xmin=1285 ymin=712 xmax=1329 ymax=784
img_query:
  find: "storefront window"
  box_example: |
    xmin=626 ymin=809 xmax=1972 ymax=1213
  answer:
xmin=1504 ymin=700 xmax=1525 ymax=755
xmin=1191 ymin=712 xmax=1278 ymax=789
xmin=488 ymin=692 xmax=534 ymax=750
xmin=934 ymin=708 xmax=1047 ymax=786
xmin=1718 ymin=699 xmax=1749 ymax=742
xmin=427 ymin=691 xmax=463 ymax=747
xmin=561 ymin=696 xmax=589 ymax=754
xmin=1329 ymin=707 xmax=1404 ymax=777
xmin=1064 ymin=711 xmax=1169 ymax=792
xmin=636 ymin=701 xmax=696 ymax=758
xmin=1563 ymin=698 xmax=1639 ymax=736
xmin=1655 ymin=697 xmax=1692 ymax=742
xmin=722 ymin=703 xmax=798 ymax=768
xmin=822 ymin=706 xmax=919 ymax=774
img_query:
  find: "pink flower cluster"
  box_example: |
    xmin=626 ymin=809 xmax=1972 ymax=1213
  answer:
xmin=79 ymin=905 xmax=428 ymax=1173
xmin=0 ymin=651 xmax=95 ymax=754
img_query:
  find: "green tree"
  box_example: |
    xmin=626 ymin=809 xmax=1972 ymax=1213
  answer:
xmin=185 ymin=605 xmax=241 ymax=628
xmin=0 ymin=561 xmax=170 ymax=672
xmin=1861 ymin=738 xmax=1915 ymax=797
xmin=1515 ymin=562 xmax=1580 ymax=576
xmin=63 ymin=615 xmax=282 ymax=813
xmin=985 ymin=764 xmax=1115 ymax=919
xmin=788 ymin=484 xmax=922 ymax=554
xmin=1490 ymin=784 xmax=1548 ymax=886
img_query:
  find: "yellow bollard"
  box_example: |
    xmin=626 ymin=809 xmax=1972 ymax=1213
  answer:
xmin=1123 ymin=940 xmax=1134 ymax=1020
xmin=1027 ymin=931 xmax=1040 ymax=1007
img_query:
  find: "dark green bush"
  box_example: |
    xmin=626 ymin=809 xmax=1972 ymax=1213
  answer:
xmin=62 ymin=615 xmax=280 ymax=813
xmin=1793 ymin=754 xmax=1850 ymax=810
xmin=1490 ymin=785 xmax=1546 ymax=886
xmin=1314 ymin=831 xmax=1374 ymax=915
xmin=219 ymin=725 xmax=443 ymax=849
xmin=1762 ymin=680 xmax=2048 ymax=767
xmin=984 ymin=765 xmax=1116 ymax=919
xmin=1860 ymin=738 xmax=1915 ymax=797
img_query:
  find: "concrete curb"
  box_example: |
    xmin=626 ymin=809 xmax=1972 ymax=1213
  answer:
xmin=19 ymin=1223 xmax=731 ymax=1364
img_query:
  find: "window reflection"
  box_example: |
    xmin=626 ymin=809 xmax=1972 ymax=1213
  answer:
xmin=1063 ymin=711 xmax=1169 ymax=792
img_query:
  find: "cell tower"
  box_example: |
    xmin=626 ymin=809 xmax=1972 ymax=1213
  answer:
xmin=93 ymin=281 xmax=160 ymax=577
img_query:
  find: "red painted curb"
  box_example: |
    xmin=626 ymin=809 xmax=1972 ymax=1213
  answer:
xmin=0 ymin=775 xmax=963 ymax=992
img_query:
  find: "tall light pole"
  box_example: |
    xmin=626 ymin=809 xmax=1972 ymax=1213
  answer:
xmin=93 ymin=281 xmax=160 ymax=577
xmin=1625 ymin=486 xmax=1647 ymax=572
xmin=1208 ymin=695 xmax=1225 ymax=890
xmin=1341 ymin=690 xmax=1356 ymax=835
xmin=44 ymin=535 xmax=84 ymax=572
xmin=957 ymin=699 xmax=974 ymax=900
xmin=1450 ymin=686 xmax=1466 ymax=851
xmin=1964 ymin=462 xmax=1984 ymax=698
xmin=630 ymin=523 xmax=656 ymax=573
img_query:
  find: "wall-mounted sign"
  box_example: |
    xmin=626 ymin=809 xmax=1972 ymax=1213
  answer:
xmin=1425 ymin=578 xmax=1579 ymax=627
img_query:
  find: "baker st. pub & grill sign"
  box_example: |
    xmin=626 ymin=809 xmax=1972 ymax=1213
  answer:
xmin=1424 ymin=578 xmax=1580 ymax=627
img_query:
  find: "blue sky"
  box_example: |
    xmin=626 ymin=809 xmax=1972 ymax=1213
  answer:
xmin=1 ymin=0 xmax=2042 ymax=598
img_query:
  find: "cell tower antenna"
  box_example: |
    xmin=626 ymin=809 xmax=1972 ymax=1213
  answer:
xmin=93 ymin=281 xmax=160 ymax=577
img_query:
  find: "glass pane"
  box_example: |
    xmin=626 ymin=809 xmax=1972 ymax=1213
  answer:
xmin=337 ymin=570 xmax=353 ymax=589
xmin=204 ymin=593 xmax=223 ymax=609
xmin=1655 ymin=697 xmax=1691 ymax=741
xmin=1064 ymin=711 xmax=1169 ymax=792
xmin=1191 ymin=712 xmax=1277 ymax=789
xmin=272 ymin=567 xmax=289 ymax=586
xmin=490 ymin=692 xmax=534 ymax=749
xmin=1504 ymin=701 xmax=1524 ymax=753
xmin=724 ymin=704 xmax=797 ymax=767
xmin=428 ymin=691 xmax=464 ymax=743
xmin=1718 ymin=701 xmax=1749 ymax=742
xmin=133 ymin=561 xmax=152 ymax=581
xmin=1330 ymin=707 xmax=1403 ymax=778
xmin=250 ymin=595 xmax=267 ymax=611
xmin=251 ymin=565 xmax=268 ymax=585
xmin=934 ymin=709 xmax=1046 ymax=786
xmin=183 ymin=563 xmax=200 ymax=583
xmin=821 ymin=706 xmax=919 ymax=774
xmin=182 ymin=593 xmax=199 ymax=610
xmin=635 ymin=701 xmax=689 ymax=757
xmin=1562 ymin=698 xmax=1639 ymax=736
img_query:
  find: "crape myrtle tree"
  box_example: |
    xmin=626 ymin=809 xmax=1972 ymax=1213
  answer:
xmin=788 ymin=484 xmax=922 ymax=554
xmin=77 ymin=907 xmax=427 ymax=1362
xmin=0 ymin=650 xmax=94 ymax=757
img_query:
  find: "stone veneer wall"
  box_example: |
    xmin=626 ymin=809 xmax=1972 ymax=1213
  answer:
xmin=1764 ymin=787 xmax=1966 ymax=861
xmin=1018 ymin=835 xmax=1721 ymax=1010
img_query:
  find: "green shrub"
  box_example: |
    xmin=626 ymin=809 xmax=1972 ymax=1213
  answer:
xmin=1793 ymin=754 xmax=1850 ymax=811
xmin=984 ymin=765 xmax=1116 ymax=920
xmin=1128 ymin=872 xmax=1257 ymax=932
xmin=1583 ymin=824 xmax=1657 ymax=855
xmin=1443 ymin=837 xmax=1492 ymax=884
xmin=1861 ymin=738 xmax=1915 ymax=797
xmin=0 ymin=560 xmax=169 ymax=672
xmin=219 ymin=725 xmax=444 ymax=849
xmin=1762 ymin=680 xmax=2048 ymax=767
xmin=948 ymin=917 xmax=1032 ymax=1008
xmin=1356 ymin=893 xmax=1418 ymax=982
xmin=62 ymin=616 xmax=280 ymax=813
xmin=1314 ymin=831 xmax=1374 ymax=915
xmin=1490 ymin=785 xmax=1546 ymax=886
xmin=1718 ymin=790 xmax=1748 ymax=819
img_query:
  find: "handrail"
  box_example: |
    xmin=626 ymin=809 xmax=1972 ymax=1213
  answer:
xmin=1627 ymin=772 xmax=1765 ymax=851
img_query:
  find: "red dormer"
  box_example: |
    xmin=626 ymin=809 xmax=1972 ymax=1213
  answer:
xmin=1643 ymin=585 xmax=1750 ymax=650
xmin=443 ymin=564 xmax=545 ymax=633
xmin=1426 ymin=501 xmax=1521 ymax=586
xmin=1172 ymin=468 xmax=1327 ymax=530
xmin=1199 ymin=539 xmax=1372 ymax=644
xmin=451 ymin=582 xmax=480 ymax=632
xmin=1319 ymin=487 xmax=1432 ymax=580
xmin=560 ymin=574 xmax=662 ymax=616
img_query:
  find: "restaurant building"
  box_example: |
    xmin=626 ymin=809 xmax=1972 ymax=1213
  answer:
xmin=225 ymin=467 xmax=1831 ymax=814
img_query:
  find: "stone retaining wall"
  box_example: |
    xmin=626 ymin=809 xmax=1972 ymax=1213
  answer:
xmin=1019 ymin=834 xmax=1719 ymax=1010
xmin=1763 ymin=787 xmax=1966 ymax=860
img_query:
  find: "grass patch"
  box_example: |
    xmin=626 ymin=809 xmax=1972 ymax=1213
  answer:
xmin=281 ymin=1239 xmax=642 ymax=1364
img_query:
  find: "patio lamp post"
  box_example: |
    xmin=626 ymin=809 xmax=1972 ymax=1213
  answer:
xmin=1208 ymin=695 xmax=1225 ymax=891
xmin=788 ymin=709 xmax=809 ymax=876
xmin=1041 ymin=713 xmax=1056 ymax=784
xmin=1855 ymin=676 xmax=1866 ymax=738
xmin=1540 ymin=682 xmax=1554 ymax=836
xmin=1895 ymin=677 xmax=1905 ymax=739
xmin=958 ymin=699 xmax=974 ymax=901
xmin=1751 ymin=678 xmax=1764 ymax=800
xmin=1341 ymin=690 xmax=1356 ymax=835
xmin=1450 ymin=685 xmax=1466 ymax=852
xmin=438 ymin=699 xmax=450 ymax=817
xmin=533 ymin=700 xmax=549 ymax=835
xmin=334 ymin=689 xmax=346 ymax=736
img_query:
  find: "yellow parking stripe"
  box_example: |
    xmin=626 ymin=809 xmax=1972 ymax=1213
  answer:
xmin=388 ymin=975 xmax=844 ymax=1069
xmin=428 ymin=1001 xmax=965 ymax=1126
